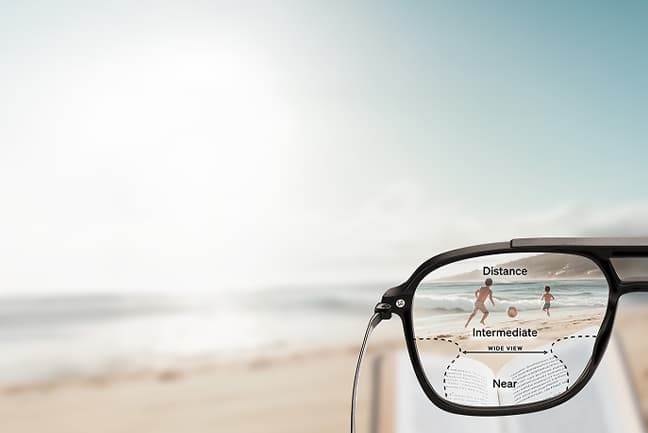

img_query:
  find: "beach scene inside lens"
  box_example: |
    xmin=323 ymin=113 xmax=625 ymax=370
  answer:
xmin=412 ymin=253 xmax=608 ymax=408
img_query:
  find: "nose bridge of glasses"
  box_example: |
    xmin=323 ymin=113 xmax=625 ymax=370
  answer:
xmin=611 ymin=257 xmax=648 ymax=293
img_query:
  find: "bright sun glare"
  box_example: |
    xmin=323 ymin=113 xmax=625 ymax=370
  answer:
xmin=53 ymin=35 xmax=300 ymax=286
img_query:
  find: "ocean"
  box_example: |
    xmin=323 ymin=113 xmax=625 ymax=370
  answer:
xmin=0 ymin=284 xmax=385 ymax=386
xmin=0 ymin=281 xmax=642 ymax=387
xmin=415 ymin=279 xmax=610 ymax=314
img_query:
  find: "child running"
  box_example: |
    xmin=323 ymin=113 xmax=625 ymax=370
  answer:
xmin=464 ymin=278 xmax=495 ymax=328
xmin=542 ymin=285 xmax=555 ymax=317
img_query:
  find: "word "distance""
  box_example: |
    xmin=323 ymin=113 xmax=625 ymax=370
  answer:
xmin=483 ymin=266 xmax=528 ymax=276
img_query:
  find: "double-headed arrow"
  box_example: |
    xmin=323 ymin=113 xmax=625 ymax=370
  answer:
xmin=463 ymin=350 xmax=547 ymax=354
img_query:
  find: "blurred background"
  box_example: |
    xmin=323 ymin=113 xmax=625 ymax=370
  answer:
xmin=1 ymin=1 xmax=648 ymax=432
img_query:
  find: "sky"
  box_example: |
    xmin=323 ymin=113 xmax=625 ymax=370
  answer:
xmin=1 ymin=1 xmax=648 ymax=291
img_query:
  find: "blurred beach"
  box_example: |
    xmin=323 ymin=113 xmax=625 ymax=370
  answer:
xmin=0 ymin=289 xmax=646 ymax=432
xmin=0 ymin=285 xmax=381 ymax=386
xmin=3 ymin=1 xmax=648 ymax=432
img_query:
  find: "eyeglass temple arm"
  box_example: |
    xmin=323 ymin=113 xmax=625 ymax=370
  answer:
xmin=351 ymin=303 xmax=392 ymax=433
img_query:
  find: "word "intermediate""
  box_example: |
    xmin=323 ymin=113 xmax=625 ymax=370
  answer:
xmin=473 ymin=327 xmax=539 ymax=338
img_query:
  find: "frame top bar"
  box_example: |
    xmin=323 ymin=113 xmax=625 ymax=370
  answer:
xmin=511 ymin=237 xmax=648 ymax=247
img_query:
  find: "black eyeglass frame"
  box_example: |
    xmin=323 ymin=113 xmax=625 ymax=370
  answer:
xmin=377 ymin=238 xmax=648 ymax=416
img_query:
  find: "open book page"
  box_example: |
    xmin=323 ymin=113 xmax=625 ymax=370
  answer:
xmin=501 ymin=335 xmax=645 ymax=433
xmin=496 ymin=326 xmax=599 ymax=405
xmin=436 ymin=356 xmax=499 ymax=406
xmin=379 ymin=334 xmax=644 ymax=433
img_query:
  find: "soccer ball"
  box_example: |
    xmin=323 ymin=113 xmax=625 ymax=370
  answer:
xmin=507 ymin=306 xmax=518 ymax=318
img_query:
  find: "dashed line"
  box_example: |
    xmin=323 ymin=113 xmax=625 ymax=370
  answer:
xmin=416 ymin=337 xmax=462 ymax=397
xmin=416 ymin=336 xmax=461 ymax=351
xmin=550 ymin=334 xmax=596 ymax=390
xmin=417 ymin=333 xmax=597 ymax=398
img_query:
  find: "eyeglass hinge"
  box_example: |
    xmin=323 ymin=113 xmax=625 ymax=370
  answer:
xmin=374 ymin=302 xmax=392 ymax=320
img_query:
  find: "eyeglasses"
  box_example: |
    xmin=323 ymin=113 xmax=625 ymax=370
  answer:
xmin=351 ymin=238 xmax=648 ymax=432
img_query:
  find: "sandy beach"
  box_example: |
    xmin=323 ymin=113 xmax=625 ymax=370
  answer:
xmin=0 ymin=308 xmax=646 ymax=433
xmin=416 ymin=307 xmax=604 ymax=372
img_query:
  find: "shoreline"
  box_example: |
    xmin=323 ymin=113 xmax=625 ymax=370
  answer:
xmin=0 ymin=307 xmax=645 ymax=433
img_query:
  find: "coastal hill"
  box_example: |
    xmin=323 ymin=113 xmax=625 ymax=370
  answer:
xmin=437 ymin=253 xmax=604 ymax=281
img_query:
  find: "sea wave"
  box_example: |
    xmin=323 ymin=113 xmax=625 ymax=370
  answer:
xmin=414 ymin=294 xmax=607 ymax=313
